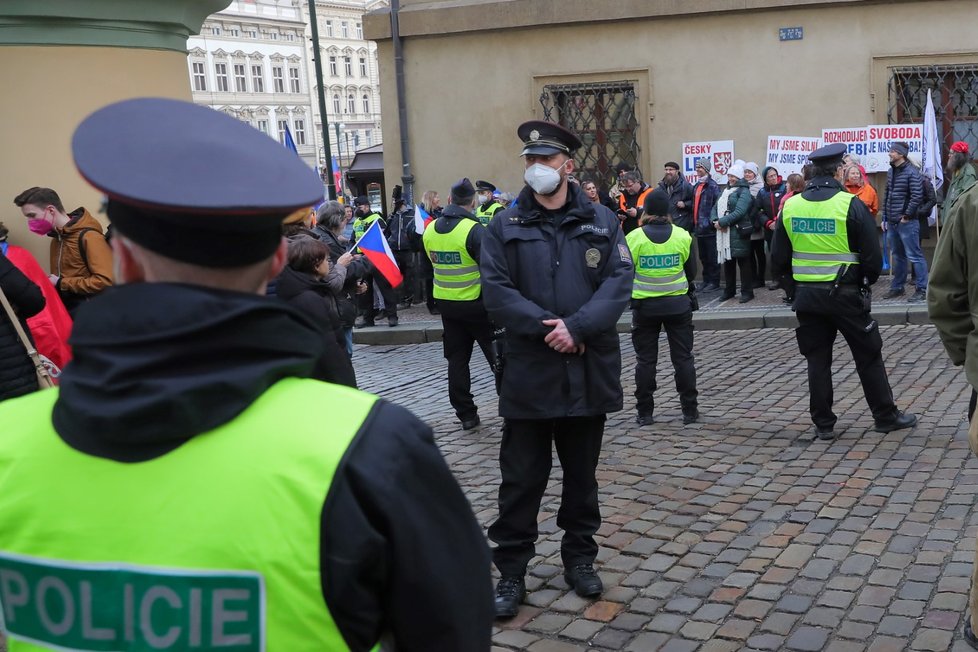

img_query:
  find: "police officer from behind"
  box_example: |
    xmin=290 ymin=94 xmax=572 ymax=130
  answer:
xmin=626 ymin=189 xmax=699 ymax=427
xmin=771 ymin=142 xmax=917 ymax=441
xmin=481 ymin=120 xmax=633 ymax=618
xmin=423 ymin=177 xmax=495 ymax=430
xmin=475 ymin=180 xmax=505 ymax=226
xmin=0 ymin=98 xmax=492 ymax=651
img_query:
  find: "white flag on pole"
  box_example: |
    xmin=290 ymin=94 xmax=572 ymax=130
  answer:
xmin=922 ymin=89 xmax=944 ymax=226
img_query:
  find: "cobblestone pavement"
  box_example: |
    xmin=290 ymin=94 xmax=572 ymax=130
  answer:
xmin=355 ymin=323 xmax=977 ymax=652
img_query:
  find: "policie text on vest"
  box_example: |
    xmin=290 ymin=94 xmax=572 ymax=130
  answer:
xmin=0 ymin=552 xmax=263 ymax=651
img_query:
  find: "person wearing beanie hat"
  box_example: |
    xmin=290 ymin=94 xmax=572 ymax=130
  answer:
xmin=626 ymin=188 xmax=699 ymax=427
xmin=741 ymin=162 xmax=765 ymax=290
xmin=711 ymin=163 xmax=755 ymax=302
xmin=691 ymin=157 xmax=722 ymax=291
xmin=657 ymin=161 xmax=695 ymax=233
xmin=0 ymin=97 xmax=495 ymax=650
xmin=945 ymin=141 xmax=977 ymax=215
xmin=422 ymin=177 xmax=494 ymax=432
xmin=771 ymin=142 xmax=917 ymax=441
xmin=883 ymin=139 xmax=928 ymax=302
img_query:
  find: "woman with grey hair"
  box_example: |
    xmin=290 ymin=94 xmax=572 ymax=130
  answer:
xmin=314 ymin=200 xmax=368 ymax=356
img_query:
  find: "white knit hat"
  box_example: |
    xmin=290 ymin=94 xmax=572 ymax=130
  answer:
xmin=727 ymin=163 xmax=745 ymax=179
xmin=744 ymin=162 xmax=759 ymax=176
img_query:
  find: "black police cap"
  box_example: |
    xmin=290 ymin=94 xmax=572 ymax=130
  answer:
xmin=807 ymin=142 xmax=848 ymax=165
xmin=518 ymin=120 xmax=583 ymax=157
xmin=72 ymin=97 xmax=323 ymax=268
xmin=354 ymin=195 xmax=371 ymax=206
xmin=475 ymin=180 xmax=496 ymax=192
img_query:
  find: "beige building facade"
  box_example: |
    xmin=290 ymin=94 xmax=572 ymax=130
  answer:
xmin=365 ymin=0 xmax=977 ymax=199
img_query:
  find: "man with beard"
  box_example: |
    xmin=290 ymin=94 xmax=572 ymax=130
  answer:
xmin=481 ymin=120 xmax=632 ymax=619
xmin=656 ymin=161 xmax=695 ymax=233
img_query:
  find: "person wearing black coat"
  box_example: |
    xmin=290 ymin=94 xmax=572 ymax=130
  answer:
xmin=276 ymin=237 xmax=356 ymax=388
xmin=481 ymin=120 xmax=632 ymax=619
xmin=0 ymin=254 xmax=45 ymax=401
xmin=756 ymin=166 xmax=787 ymax=289
xmin=656 ymin=161 xmax=695 ymax=232
xmin=315 ymin=201 xmax=370 ymax=355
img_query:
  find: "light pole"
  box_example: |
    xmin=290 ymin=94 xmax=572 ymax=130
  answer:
xmin=334 ymin=122 xmax=345 ymax=200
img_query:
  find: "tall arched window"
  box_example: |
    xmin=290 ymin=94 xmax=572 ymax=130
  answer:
xmin=362 ymin=94 xmax=370 ymax=114
xmin=347 ymin=94 xmax=355 ymax=114
xmin=332 ymin=94 xmax=341 ymax=114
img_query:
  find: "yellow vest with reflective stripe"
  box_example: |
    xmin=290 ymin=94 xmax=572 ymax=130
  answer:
xmin=475 ymin=202 xmax=503 ymax=226
xmin=626 ymin=224 xmax=691 ymax=299
xmin=782 ymin=193 xmax=857 ymax=282
xmin=0 ymin=379 xmax=379 ymax=652
xmin=423 ymin=218 xmax=481 ymax=301
xmin=352 ymin=212 xmax=381 ymax=240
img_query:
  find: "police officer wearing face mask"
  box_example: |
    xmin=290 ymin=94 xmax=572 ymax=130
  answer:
xmin=480 ymin=120 xmax=633 ymax=619
xmin=475 ymin=181 xmax=504 ymax=226
xmin=771 ymin=142 xmax=917 ymax=441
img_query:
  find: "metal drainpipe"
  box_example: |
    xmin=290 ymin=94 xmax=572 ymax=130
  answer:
xmin=391 ymin=0 xmax=414 ymax=206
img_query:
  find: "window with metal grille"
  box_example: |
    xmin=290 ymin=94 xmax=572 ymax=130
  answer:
xmin=888 ymin=64 xmax=978 ymax=155
xmin=539 ymin=80 xmax=641 ymax=190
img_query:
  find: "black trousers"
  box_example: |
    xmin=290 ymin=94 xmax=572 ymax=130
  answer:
xmin=723 ymin=256 xmax=753 ymax=297
xmin=439 ymin=307 xmax=494 ymax=420
xmin=357 ymin=273 xmax=398 ymax=319
xmin=697 ymin=234 xmax=719 ymax=284
xmin=393 ymin=251 xmax=416 ymax=304
xmin=631 ymin=310 xmax=697 ymax=416
xmin=749 ymin=238 xmax=766 ymax=283
xmin=488 ymin=415 xmax=606 ymax=577
xmin=795 ymin=311 xmax=898 ymax=429
xmin=419 ymin=254 xmax=435 ymax=311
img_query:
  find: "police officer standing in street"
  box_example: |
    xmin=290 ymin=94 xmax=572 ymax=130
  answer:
xmin=481 ymin=120 xmax=633 ymax=618
xmin=0 ymin=98 xmax=493 ymax=651
xmin=626 ymin=188 xmax=699 ymax=427
xmin=475 ymin=180 xmax=505 ymax=225
xmin=351 ymin=195 xmax=399 ymax=327
xmin=423 ymin=177 xmax=494 ymax=430
xmin=771 ymin=142 xmax=917 ymax=440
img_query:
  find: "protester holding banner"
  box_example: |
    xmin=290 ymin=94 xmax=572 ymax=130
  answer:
xmin=843 ymin=165 xmax=878 ymax=221
xmin=756 ymin=166 xmax=786 ymax=289
xmin=712 ymin=163 xmax=755 ymax=303
xmin=692 ymin=158 xmax=721 ymax=292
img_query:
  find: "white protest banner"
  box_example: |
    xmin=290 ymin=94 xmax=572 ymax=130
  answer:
xmin=865 ymin=124 xmax=922 ymax=173
xmin=821 ymin=127 xmax=868 ymax=158
xmin=682 ymin=140 xmax=735 ymax=185
xmin=764 ymin=135 xmax=821 ymax=176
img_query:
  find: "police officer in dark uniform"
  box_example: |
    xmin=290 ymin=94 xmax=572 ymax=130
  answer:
xmin=481 ymin=120 xmax=633 ymax=618
xmin=0 ymin=98 xmax=493 ymax=651
xmin=423 ymin=178 xmax=494 ymax=430
xmin=771 ymin=142 xmax=917 ymax=440
xmin=475 ymin=180 xmax=505 ymax=225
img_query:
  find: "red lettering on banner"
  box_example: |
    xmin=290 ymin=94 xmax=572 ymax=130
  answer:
xmin=684 ymin=144 xmax=712 ymax=155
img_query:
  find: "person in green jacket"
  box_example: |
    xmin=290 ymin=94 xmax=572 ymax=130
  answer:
xmin=711 ymin=163 xmax=755 ymax=302
xmin=927 ymin=180 xmax=978 ymax=650
xmin=944 ymin=141 xmax=977 ymax=226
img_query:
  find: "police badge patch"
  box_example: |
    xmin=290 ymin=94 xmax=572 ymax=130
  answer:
xmin=618 ymin=243 xmax=632 ymax=263
xmin=585 ymin=248 xmax=601 ymax=268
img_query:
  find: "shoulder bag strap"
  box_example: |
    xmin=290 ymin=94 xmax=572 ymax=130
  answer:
xmin=0 ymin=286 xmax=54 ymax=388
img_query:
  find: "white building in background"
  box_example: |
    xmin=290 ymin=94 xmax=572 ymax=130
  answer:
xmin=301 ymin=0 xmax=386 ymax=189
xmin=188 ymin=0 xmax=318 ymax=168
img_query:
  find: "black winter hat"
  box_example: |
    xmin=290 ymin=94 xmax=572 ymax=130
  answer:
xmin=644 ymin=189 xmax=671 ymax=217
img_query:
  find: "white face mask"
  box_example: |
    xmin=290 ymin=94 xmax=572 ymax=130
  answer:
xmin=477 ymin=193 xmax=490 ymax=204
xmin=524 ymin=161 xmax=565 ymax=195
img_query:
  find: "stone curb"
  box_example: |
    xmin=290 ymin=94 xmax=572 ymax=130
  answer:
xmin=353 ymin=305 xmax=930 ymax=345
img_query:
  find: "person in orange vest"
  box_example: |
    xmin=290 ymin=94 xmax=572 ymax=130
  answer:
xmin=617 ymin=170 xmax=652 ymax=234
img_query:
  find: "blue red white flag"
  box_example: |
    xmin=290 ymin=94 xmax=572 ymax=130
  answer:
xmin=414 ymin=203 xmax=434 ymax=234
xmin=356 ymin=219 xmax=403 ymax=287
